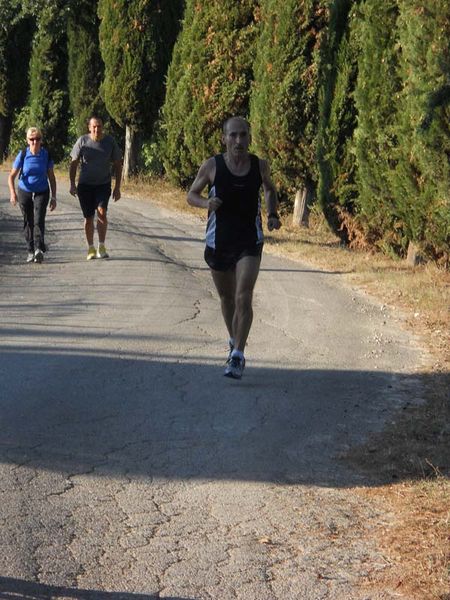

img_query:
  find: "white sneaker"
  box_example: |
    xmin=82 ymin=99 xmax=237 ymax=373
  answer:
xmin=34 ymin=249 xmax=44 ymax=263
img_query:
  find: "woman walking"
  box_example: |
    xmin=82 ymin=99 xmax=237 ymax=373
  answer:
xmin=8 ymin=127 xmax=57 ymax=263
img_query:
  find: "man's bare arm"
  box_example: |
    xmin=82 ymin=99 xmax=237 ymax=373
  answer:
xmin=69 ymin=159 xmax=79 ymax=196
xmin=187 ymin=158 xmax=221 ymax=211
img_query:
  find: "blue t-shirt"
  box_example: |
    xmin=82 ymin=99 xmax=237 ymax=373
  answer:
xmin=13 ymin=148 xmax=54 ymax=193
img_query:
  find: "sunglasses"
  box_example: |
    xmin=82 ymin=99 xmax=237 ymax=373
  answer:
xmin=28 ymin=137 xmax=41 ymax=142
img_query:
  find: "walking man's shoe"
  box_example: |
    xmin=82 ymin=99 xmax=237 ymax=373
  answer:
xmin=26 ymin=252 xmax=35 ymax=263
xmin=86 ymin=246 xmax=97 ymax=260
xmin=97 ymin=244 xmax=109 ymax=259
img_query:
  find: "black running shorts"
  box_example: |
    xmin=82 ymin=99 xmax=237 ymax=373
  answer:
xmin=77 ymin=182 xmax=111 ymax=218
xmin=204 ymin=243 xmax=263 ymax=272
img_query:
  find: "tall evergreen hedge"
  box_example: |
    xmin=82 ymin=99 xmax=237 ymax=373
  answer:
xmin=98 ymin=0 xmax=183 ymax=176
xmin=163 ymin=0 xmax=259 ymax=186
xmin=0 ymin=2 xmax=32 ymax=158
xmin=28 ymin=0 xmax=69 ymax=161
xmin=353 ymin=0 xmax=402 ymax=252
xmin=316 ymin=0 xmax=358 ymax=239
xmin=67 ymin=0 xmax=105 ymax=136
xmin=250 ymin=0 xmax=328 ymax=202
xmin=391 ymin=0 xmax=450 ymax=260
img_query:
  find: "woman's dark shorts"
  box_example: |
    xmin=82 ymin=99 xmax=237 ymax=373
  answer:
xmin=204 ymin=243 xmax=263 ymax=271
xmin=77 ymin=183 xmax=111 ymax=218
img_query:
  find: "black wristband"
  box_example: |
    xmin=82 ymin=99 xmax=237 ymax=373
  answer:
xmin=268 ymin=212 xmax=279 ymax=220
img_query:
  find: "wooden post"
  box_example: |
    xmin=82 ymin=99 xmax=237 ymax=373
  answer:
xmin=292 ymin=183 xmax=313 ymax=227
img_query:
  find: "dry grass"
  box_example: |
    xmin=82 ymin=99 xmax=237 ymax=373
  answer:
xmin=359 ymin=479 xmax=450 ymax=600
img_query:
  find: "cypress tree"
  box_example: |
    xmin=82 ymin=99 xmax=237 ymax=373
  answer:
xmin=0 ymin=1 xmax=32 ymax=159
xmin=250 ymin=0 xmax=328 ymax=213
xmin=98 ymin=0 xmax=183 ymax=178
xmin=67 ymin=0 xmax=106 ymax=136
xmin=163 ymin=0 xmax=259 ymax=187
xmin=353 ymin=0 xmax=402 ymax=253
xmin=391 ymin=0 xmax=450 ymax=261
xmin=27 ymin=0 xmax=69 ymax=162
xmin=316 ymin=0 xmax=359 ymax=241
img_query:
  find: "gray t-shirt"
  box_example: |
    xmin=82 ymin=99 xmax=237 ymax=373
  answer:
xmin=70 ymin=134 xmax=122 ymax=185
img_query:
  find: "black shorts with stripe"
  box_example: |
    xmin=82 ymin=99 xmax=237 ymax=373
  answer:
xmin=204 ymin=243 xmax=263 ymax=272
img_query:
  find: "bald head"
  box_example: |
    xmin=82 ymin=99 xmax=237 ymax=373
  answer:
xmin=223 ymin=116 xmax=250 ymax=135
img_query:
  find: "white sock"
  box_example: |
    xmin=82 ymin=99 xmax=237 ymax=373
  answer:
xmin=229 ymin=338 xmax=235 ymax=348
xmin=231 ymin=349 xmax=244 ymax=360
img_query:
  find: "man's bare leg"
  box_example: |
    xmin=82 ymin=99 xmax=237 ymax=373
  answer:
xmin=96 ymin=206 xmax=108 ymax=244
xmin=232 ymin=255 xmax=261 ymax=352
xmin=210 ymin=268 xmax=236 ymax=339
xmin=84 ymin=216 xmax=95 ymax=246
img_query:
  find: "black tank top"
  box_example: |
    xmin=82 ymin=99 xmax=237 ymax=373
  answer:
xmin=205 ymin=153 xmax=263 ymax=250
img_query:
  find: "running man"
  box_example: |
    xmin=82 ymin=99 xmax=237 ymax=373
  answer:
xmin=187 ymin=116 xmax=281 ymax=379
xmin=69 ymin=116 xmax=122 ymax=260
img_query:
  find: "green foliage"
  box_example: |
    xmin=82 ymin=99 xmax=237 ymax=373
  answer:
xmin=28 ymin=0 xmax=70 ymax=161
xmin=316 ymin=0 xmax=358 ymax=238
xmin=353 ymin=0 xmax=403 ymax=251
xmin=141 ymin=115 xmax=165 ymax=176
xmin=391 ymin=0 xmax=450 ymax=259
xmin=250 ymin=0 xmax=327 ymax=201
xmin=67 ymin=0 xmax=106 ymax=135
xmin=8 ymin=104 xmax=32 ymax=157
xmin=98 ymin=0 xmax=183 ymax=135
xmin=0 ymin=1 xmax=33 ymax=157
xmin=162 ymin=0 xmax=259 ymax=187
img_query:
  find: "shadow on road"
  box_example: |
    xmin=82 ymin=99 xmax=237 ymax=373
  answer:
xmin=0 ymin=576 xmax=190 ymax=600
xmin=0 ymin=343 xmax=446 ymax=488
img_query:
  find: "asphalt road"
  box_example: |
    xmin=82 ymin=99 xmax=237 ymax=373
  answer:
xmin=0 ymin=174 xmax=427 ymax=599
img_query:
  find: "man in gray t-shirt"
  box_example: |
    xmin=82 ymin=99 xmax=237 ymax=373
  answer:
xmin=69 ymin=116 xmax=122 ymax=260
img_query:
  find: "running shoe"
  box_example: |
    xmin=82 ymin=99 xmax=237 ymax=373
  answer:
xmin=26 ymin=252 xmax=34 ymax=263
xmin=224 ymin=355 xmax=245 ymax=379
xmin=34 ymin=249 xmax=44 ymax=263
xmin=97 ymin=244 xmax=109 ymax=259
xmin=86 ymin=246 xmax=97 ymax=260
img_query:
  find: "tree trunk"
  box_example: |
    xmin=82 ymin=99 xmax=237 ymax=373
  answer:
xmin=406 ymin=240 xmax=420 ymax=267
xmin=0 ymin=115 xmax=12 ymax=163
xmin=292 ymin=181 xmax=314 ymax=227
xmin=122 ymin=125 xmax=141 ymax=180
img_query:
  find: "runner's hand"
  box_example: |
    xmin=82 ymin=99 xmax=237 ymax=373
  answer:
xmin=208 ymin=196 xmax=222 ymax=212
xmin=69 ymin=184 xmax=77 ymax=196
xmin=267 ymin=214 xmax=281 ymax=231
